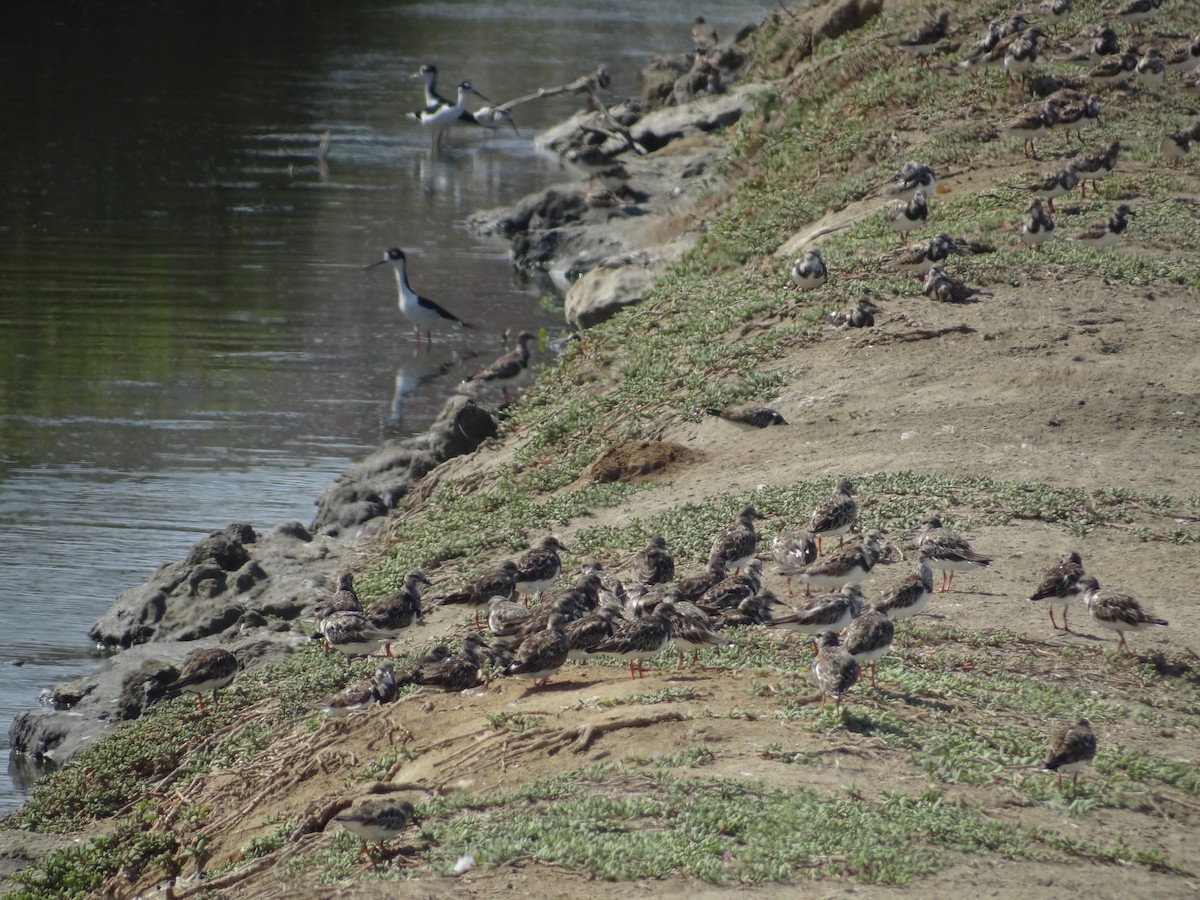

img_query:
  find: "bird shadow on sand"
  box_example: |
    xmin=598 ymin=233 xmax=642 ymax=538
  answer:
xmin=515 ymin=679 xmax=594 ymax=698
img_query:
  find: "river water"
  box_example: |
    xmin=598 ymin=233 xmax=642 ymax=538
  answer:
xmin=0 ymin=0 xmax=775 ymax=813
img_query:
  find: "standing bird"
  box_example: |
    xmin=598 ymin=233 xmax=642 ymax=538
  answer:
xmin=842 ymin=601 xmax=895 ymax=688
xmin=1135 ymin=48 xmax=1166 ymax=91
xmin=894 ymin=10 xmax=950 ymax=68
xmin=889 ymin=161 xmax=938 ymax=200
xmin=771 ymin=529 xmax=818 ymax=597
xmin=768 ymin=583 xmax=865 ymax=642
xmin=1161 ymin=129 xmax=1194 ymax=168
xmin=691 ymin=16 xmax=719 ymax=57
xmin=333 ymin=798 xmax=417 ymax=859
xmin=508 ymin=614 xmax=571 ymax=687
xmin=1038 ymin=0 xmax=1071 ymax=35
xmin=707 ymin=505 xmax=761 ymax=573
xmin=410 ymin=80 xmax=490 ymax=151
xmin=1113 ymin=0 xmax=1161 ymax=36
xmin=808 ymin=478 xmax=858 ymax=555
xmin=462 ymin=330 xmax=535 ymax=404
xmin=1043 ymin=718 xmax=1097 ymax=788
xmin=632 ymin=535 xmax=675 ymax=586
xmin=1028 ymin=551 xmax=1084 ymax=632
xmin=369 ymin=570 xmax=430 ymax=655
xmin=163 ymin=648 xmax=238 ymax=713
xmin=789 ymin=248 xmax=828 ymax=290
xmin=1165 ymin=34 xmax=1200 ymax=76
xmin=662 ymin=598 xmax=733 ymax=671
xmin=1003 ymin=27 xmax=1045 ymax=91
xmin=1019 ymin=198 xmax=1056 ymax=250
xmin=1021 ymin=164 xmax=1079 ymax=214
xmin=513 ymin=536 xmax=567 ymax=601
xmin=793 ymin=533 xmax=883 ymax=597
xmin=1074 ymin=140 xmax=1119 ymax=197
xmin=1079 ymin=576 xmax=1168 ymax=653
xmin=878 ymin=554 xmax=935 ymax=621
xmin=1069 ymin=204 xmax=1135 ymax=250
xmin=414 ymin=633 xmax=485 ymax=690
xmin=1000 ymin=98 xmax=1063 ymax=159
xmin=317 ymin=663 xmax=398 ymax=716
xmin=331 ymin=572 xmax=363 ymax=613
xmin=586 ymin=602 xmax=672 ymax=679
xmin=320 ymin=611 xmax=401 ymax=662
xmin=916 ymin=517 xmax=992 ymax=593
xmin=438 ymin=560 xmax=520 ymax=629
xmin=881 ymin=190 xmax=928 ymax=245
xmin=811 ymin=632 xmax=859 ymax=709
xmin=368 ymin=248 xmax=474 ymax=345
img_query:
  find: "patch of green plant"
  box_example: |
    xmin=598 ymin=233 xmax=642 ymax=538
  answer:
xmin=485 ymin=712 xmax=540 ymax=734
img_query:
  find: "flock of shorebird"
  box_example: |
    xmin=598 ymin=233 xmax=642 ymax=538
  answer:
xmin=789 ymin=0 xmax=1198 ymax=313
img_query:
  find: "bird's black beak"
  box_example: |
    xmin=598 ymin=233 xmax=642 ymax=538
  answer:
xmin=365 ymin=258 xmax=387 ymax=270
xmin=471 ymin=87 xmax=493 ymax=104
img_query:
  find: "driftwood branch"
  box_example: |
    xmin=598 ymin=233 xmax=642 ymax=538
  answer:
xmin=493 ymin=65 xmax=612 ymax=113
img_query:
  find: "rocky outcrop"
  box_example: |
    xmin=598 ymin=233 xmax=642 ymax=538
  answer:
xmin=564 ymin=252 xmax=672 ymax=330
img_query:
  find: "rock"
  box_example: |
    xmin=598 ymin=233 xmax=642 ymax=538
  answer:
xmin=467 ymin=185 xmax=587 ymax=239
xmin=311 ymin=395 xmax=499 ymax=536
xmin=632 ymin=83 xmax=767 ymax=152
xmin=565 ymin=253 xmax=670 ymax=330
xmin=811 ymin=0 xmax=883 ymax=45
xmin=641 ymin=55 xmax=691 ymax=111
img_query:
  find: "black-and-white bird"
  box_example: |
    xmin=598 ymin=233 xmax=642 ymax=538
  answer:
xmin=1075 ymin=139 xmax=1119 ymax=196
xmin=915 ymin=516 xmax=992 ymax=593
xmin=1027 ymin=551 xmax=1084 ymax=632
xmin=883 ymin=233 xmax=966 ymax=276
xmin=704 ymin=404 xmax=788 ymax=429
xmin=1000 ymin=98 xmax=1063 ymax=159
xmin=808 ymin=478 xmax=857 ymax=555
xmin=842 ymin=602 xmax=895 ymax=688
xmin=789 ymin=248 xmax=828 ymax=290
xmin=368 ymin=248 xmax=474 ymax=344
xmin=923 ymin=266 xmax=987 ymax=303
xmin=890 ymin=161 xmax=938 ymax=199
xmin=333 ymin=797 xmax=418 ymax=858
xmin=881 ymin=190 xmax=928 ymax=245
xmin=1069 ymin=204 xmax=1135 ymax=249
xmin=513 ymin=536 xmax=567 ymax=600
xmin=1079 ymin=575 xmax=1168 ymax=654
xmin=410 ymin=79 xmax=490 ymax=151
xmin=1019 ymin=198 xmax=1056 ymax=250
xmin=1021 ymin=164 xmax=1079 ymax=213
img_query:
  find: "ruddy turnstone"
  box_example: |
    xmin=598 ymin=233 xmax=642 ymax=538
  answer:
xmin=508 ymin=613 xmax=570 ymax=686
xmin=320 ymin=611 xmax=401 ymax=662
xmin=916 ymin=517 xmax=992 ymax=593
xmin=514 ymin=536 xmax=567 ymax=600
xmin=843 ymin=602 xmax=895 ymax=688
xmin=1038 ymin=0 xmax=1071 ymax=32
xmin=632 ymin=536 xmax=675 ymax=586
xmin=768 ymin=583 xmax=865 ymax=639
xmin=717 ymin=591 xmax=780 ymax=628
xmin=1079 ymin=575 xmax=1168 ymax=653
xmin=1075 ymin=139 xmax=1119 ymax=196
xmin=1028 ymin=551 xmax=1084 ymax=632
xmin=1161 ymin=128 xmax=1194 ymax=167
xmin=771 ymin=529 xmax=818 ymax=596
xmin=692 ymin=15 xmax=718 ymax=56
xmin=566 ymin=604 xmax=624 ymax=664
xmin=959 ymin=20 xmax=1031 ymax=73
xmin=164 ymin=648 xmax=238 ymax=713
xmin=1043 ymin=718 xmax=1097 ymax=788
xmin=696 ymin=560 xmax=763 ymax=612
xmin=883 ymin=232 xmax=966 ymax=276
xmin=889 ymin=161 xmax=938 ymax=200
xmin=1114 ymin=0 xmax=1160 ymax=34
xmin=794 ymin=533 xmax=883 ymax=596
xmin=923 ymin=266 xmax=987 ymax=303
xmin=1021 ymin=164 xmax=1079 ymax=213
xmin=1003 ymin=26 xmax=1045 ymax=90
xmin=878 ymin=554 xmax=935 ymax=621
xmin=1056 ymin=26 xmax=1120 ymax=66
xmin=895 ymin=9 xmax=950 ymax=68
xmin=438 ymin=560 xmax=520 ymax=628
xmin=462 ymin=330 xmax=535 ymax=404
xmin=832 ymin=294 xmax=881 ymax=328
xmin=809 ymin=478 xmax=857 ymax=555
xmin=812 ymin=632 xmax=859 ymax=709
xmin=789 ymin=248 xmax=828 ymax=290
xmin=1135 ymin=48 xmax=1166 ymax=90
xmin=707 ymin=505 xmax=761 ymax=573
xmin=333 ymin=797 xmax=417 ymax=858
xmin=1070 ymin=204 xmax=1135 ymax=249
xmin=368 ymin=248 xmax=475 ymax=344
xmin=704 ymin=404 xmax=788 ymax=429
xmin=369 ymin=571 xmax=430 ymax=655
xmin=318 ymin=663 xmax=397 ymax=716
xmin=1185 ymin=69 xmax=1200 ymax=96
xmin=1165 ymin=35 xmax=1200 ymax=75
xmin=332 ymin=572 xmax=364 ymax=613
xmin=881 ymin=190 xmax=928 ymax=245
xmin=675 ymin=560 xmax=728 ymax=602
xmin=415 ymin=633 xmax=485 ymax=689
xmin=663 ymin=598 xmax=733 ymax=670
xmin=1019 ymin=198 xmax=1056 ymax=250
xmin=586 ymin=602 xmax=672 ymax=679
xmin=1001 ymin=98 xmax=1063 ymax=159
xmin=393 ymin=644 xmax=452 ymax=687
xmin=487 ymin=595 xmax=531 ymax=638
xmin=1086 ymin=49 xmax=1139 ymax=88
xmin=1055 ymin=95 xmax=1101 ymax=143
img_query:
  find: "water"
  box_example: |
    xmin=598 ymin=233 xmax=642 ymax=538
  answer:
xmin=0 ymin=0 xmax=775 ymax=813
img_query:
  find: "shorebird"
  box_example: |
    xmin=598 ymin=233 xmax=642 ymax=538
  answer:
xmin=164 ymin=648 xmax=238 ymax=713
xmin=768 ymin=583 xmax=865 ymax=642
xmin=317 ymin=663 xmax=397 ymax=716
xmin=881 ymin=190 xmax=928 ymax=245
xmin=1165 ymin=34 xmax=1200 ymax=76
xmin=1055 ymin=95 xmax=1101 ymax=144
xmin=333 ymin=798 xmax=417 ymax=859
xmin=472 ymin=105 xmax=520 ymax=138
xmin=915 ymin=517 xmax=992 ymax=593
xmin=793 ymin=533 xmax=883 ymax=597
xmin=631 ymin=536 xmax=675 ymax=587
xmin=843 ymin=602 xmax=895 ymax=688
xmin=1070 ymin=204 xmax=1135 ymax=249
xmin=704 ymin=404 xmax=787 ymax=429
xmin=692 ymin=15 xmax=719 ymax=56
xmin=508 ymin=613 xmax=570 ymax=687
xmin=812 ymin=632 xmax=859 ymax=709
xmin=1075 ymin=139 xmax=1119 ymax=196
xmin=414 ymin=633 xmax=485 ymax=690
xmin=1079 ymin=575 xmax=1168 ymax=653
xmin=462 ymin=331 xmax=535 ymax=403
xmin=1055 ymin=26 xmax=1119 ymax=66
xmin=320 ymin=611 xmax=401 ymax=662
xmin=1087 ymin=49 xmax=1139 ymax=89
xmin=707 ymin=506 xmax=761 ymax=573
xmin=368 ymin=571 xmax=429 ymax=654
xmin=513 ymin=536 xmax=567 ymax=600
xmin=1043 ymin=718 xmax=1097 ymax=788
xmin=410 ymin=80 xmax=490 ymax=151
xmin=832 ymin=294 xmax=881 ymax=329
xmin=1019 ymin=198 xmax=1055 ymax=250
xmin=1135 ymin=48 xmax=1166 ymax=91
xmin=894 ymin=9 xmax=950 ymax=68
xmin=1021 ymin=164 xmax=1079 ymax=213
xmin=883 ymin=232 xmax=965 ymax=276
xmin=889 ymin=161 xmax=937 ymax=199
xmin=662 ymin=598 xmax=733 ymax=671
xmin=1000 ymin=98 xmax=1063 ymax=159
xmin=789 ymin=248 xmax=828 ymax=290
xmin=959 ymin=20 xmax=1031 ymax=74
xmin=566 ymin=604 xmax=625 ymax=665
xmin=695 ymin=561 xmax=762 ymax=612
xmin=809 ymin=478 xmax=857 ymax=555
xmin=1161 ymin=128 xmax=1195 ymax=168
xmin=923 ymin=266 xmax=987 ymax=303
xmin=586 ymin=602 xmax=672 ymax=679
xmin=1027 ymin=551 xmax=1084 ymax=632
xmin=1185 ymin=69 xmax=1200 ymax=97
xmin=368 ymin=248 xmax=474 ymax=345
xmin=438 ymin=560 xmax=520 ymax=628
xmin=328 ymin=572 xmax=364 ymax=614
xmin=1113 ymin=0 xmax=1161 ymax=35
xmin=1002 ymin=26 xmax=1045 ymax=91
xmin=675 ymin=560 xmax=728 ymax=602
xmin=770 ymin=529 xmax=818 ymax=596
xmin=878 ymin=554 xmax=934 ymax=621
xmin=1038 ymin=0 xmax=1071 ymax=35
